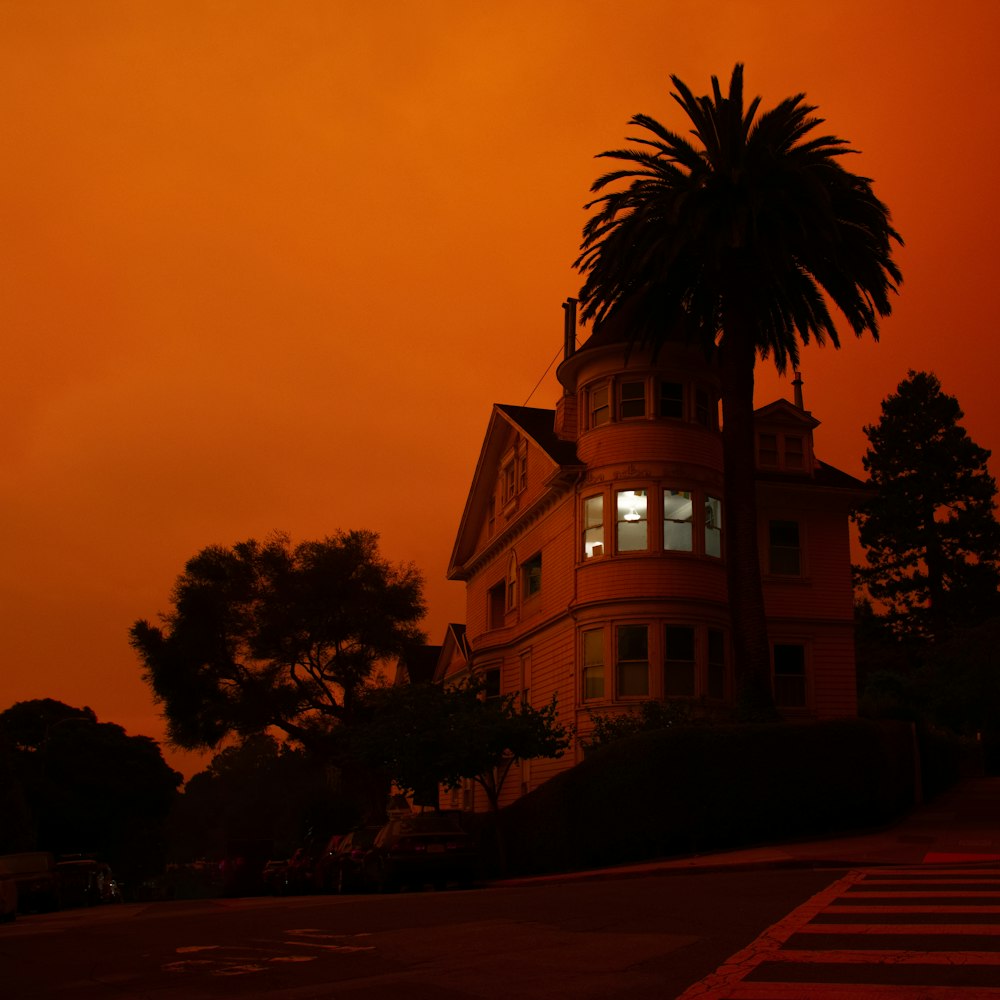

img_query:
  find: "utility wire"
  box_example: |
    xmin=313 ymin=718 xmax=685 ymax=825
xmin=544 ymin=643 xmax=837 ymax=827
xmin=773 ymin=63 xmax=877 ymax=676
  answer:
xmin=523 ymin=339 xmax=579 ymax=406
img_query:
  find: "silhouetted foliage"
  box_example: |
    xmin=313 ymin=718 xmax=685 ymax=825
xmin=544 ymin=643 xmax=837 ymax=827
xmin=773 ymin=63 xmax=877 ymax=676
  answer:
xmin=356 ymin=679 xmax=570 ymax=813
xmin=854 ymin=370 xmax=1000 ymax=642
xmin=168 ymin=734 xmax=355 ymax=865
xmin=581 ymin=700 xmax=709 ymax=749
xmin=131 ymin=530 xmax=424 ymax=748
xmin=574 ymin=64 xmax=902 ymax=715
xmin=0 ymin=699 xmax=182 ymax=882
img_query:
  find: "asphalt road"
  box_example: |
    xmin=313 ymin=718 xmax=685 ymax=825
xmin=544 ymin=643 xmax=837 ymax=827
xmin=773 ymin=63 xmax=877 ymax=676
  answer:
xmin=0 ymin=869 xmax=837 ymax=999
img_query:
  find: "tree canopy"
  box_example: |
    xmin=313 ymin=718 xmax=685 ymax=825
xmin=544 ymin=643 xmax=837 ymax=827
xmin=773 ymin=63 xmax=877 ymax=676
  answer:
xmin=355 ymin=679 xmax=571 ymax=812
xmin=574 ymin=64 xmax=902 ymax=714
xmin=0 ymin=699 xmax=181 ymax=878
xmin=854 ymin=370 xmax=1000 ymax=642
xmin=130 ymin=531 xmax=426 ymax=756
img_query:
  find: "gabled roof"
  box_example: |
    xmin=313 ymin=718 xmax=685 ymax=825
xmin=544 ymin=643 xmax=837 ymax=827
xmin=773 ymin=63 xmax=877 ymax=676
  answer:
xmin=753 ymin=397 xmax=821 ymax=430
xmin=448 ymin=404 xmax=582 ymax=580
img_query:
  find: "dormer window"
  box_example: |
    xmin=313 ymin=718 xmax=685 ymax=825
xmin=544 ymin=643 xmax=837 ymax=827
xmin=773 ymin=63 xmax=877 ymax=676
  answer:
xmin=758 ymin=431 xmax=807 ymax=471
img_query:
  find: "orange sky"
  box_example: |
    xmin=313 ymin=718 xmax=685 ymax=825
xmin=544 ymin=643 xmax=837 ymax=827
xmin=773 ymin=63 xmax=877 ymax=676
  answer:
xmin=3 ymin=1 xmax=998 ymax=779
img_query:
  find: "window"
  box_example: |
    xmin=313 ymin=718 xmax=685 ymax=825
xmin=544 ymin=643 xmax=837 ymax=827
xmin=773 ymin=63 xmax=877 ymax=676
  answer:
xmin=660 ymin=381 xmax=683 ymax=419
xmin=663 ymin=490 xmax=693 ymax=551
xmin=503 ymin=460 xmax=518 ymax=502
xmin=488 ymin=582 xmax=505 ymax=629
xmin=758 ymin=432 xmax=807 ymax=470
xmin=773 ymin=644 xmax=806 ymax=707
xmin=590 ymin=383 xmax=610 ymax=426
xmin=617 ymin=626 xmax=649 ymax=696
xmin=522 ymin=553 xmax=542 ymax=599
xmin=695 ymin=388 xmax=710 ymax=426
xmin=705 ymin=496 xmax=722 ymax=557
xmin=582 ymin=628 xmax=604 ymax=700
xmin=664 ymin=626 xmax=696 ymax=696
xmin=506 ymin=555 xmax=518 ymax=609
xmin=784 ymin=435 xmax=804 ymax=469
xmin=758 ymin=433 xmax=779 ymax=467
xmin=583 ymin=494 xmax=605 ymax=558
xmin=483 ymin=667 xmax=502 ymax=701
xmin=769 ymin=520 xmax=801 ymax=575
xmin=616 ymin=489 xmax=648 ymax=551
xmin=619 ymin=380 xmax=646 ymax=419
xmin=708 ymin=629 xmax=725 ymax=700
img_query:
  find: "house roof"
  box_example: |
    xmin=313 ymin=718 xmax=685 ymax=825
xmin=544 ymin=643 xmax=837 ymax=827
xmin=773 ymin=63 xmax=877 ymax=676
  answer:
xmin=394 ymin=644 xmax=442 ymax=685
xmin=448 ymin=404 xmax=582 ymax=580
xmin=494 ymin=404 xmax=580 ymax=467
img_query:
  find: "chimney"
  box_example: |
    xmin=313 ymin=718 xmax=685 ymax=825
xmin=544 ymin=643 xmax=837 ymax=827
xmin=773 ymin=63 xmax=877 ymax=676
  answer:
xmin=562 ymin=297 xmax=577 ymax=360
xmin=792 ymin=370 xmax=804 ymax=409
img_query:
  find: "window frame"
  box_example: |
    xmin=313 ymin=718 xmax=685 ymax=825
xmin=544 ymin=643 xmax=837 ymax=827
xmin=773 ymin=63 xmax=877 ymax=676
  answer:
xmin=581 ymin=627 xmax=605 ymax=701
xmin=616 ymin=624 xmax=649 ymax=697
xmin=582 ymin=493 xmax=605 ymax=559
xmin=522 ymin=552 xmax=542 ymax=600
xmin=662 ymin=489 xmax=694 ymax=552
xmin=768 ymin=519 xmax=802 ymax=576
xmin=663 ymin=625 xmax=696 ymax=697
xmin=616 ymin=488 xmax=649 ymax=552
xmin=772 ymin=642 xmax=808 ymax=708
xmin=618 ymin=379 xmax=647 ymax=420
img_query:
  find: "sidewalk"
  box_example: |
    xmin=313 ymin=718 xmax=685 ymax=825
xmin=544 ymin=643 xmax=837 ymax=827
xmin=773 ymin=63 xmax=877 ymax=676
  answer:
xmin=496 ymin=775 xmax=1000 ymax=886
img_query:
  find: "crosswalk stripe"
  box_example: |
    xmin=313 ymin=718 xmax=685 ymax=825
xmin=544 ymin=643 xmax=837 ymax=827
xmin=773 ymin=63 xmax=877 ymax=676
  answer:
xmin=677 ymin=865 xmax=1000 ymax=998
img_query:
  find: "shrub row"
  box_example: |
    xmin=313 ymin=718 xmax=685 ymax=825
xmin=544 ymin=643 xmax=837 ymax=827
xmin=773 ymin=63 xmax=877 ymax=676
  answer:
xmin=489 ymin=719 xmax=935 ymax=876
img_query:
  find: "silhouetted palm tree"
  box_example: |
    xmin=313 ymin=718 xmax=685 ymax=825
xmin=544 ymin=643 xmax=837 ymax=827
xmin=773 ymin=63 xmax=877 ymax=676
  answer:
xmin=575 ymin=64 xmax=902 ymax=714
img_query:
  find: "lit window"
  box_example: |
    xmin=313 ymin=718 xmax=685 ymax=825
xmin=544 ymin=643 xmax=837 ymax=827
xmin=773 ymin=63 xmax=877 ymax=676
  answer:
xmin=708 ymin=629 xmax=725 ymax=700
xmin=773 ymin=644 xmax=806 ymax=707
xmin=705 ymin=497 xmax=722 ymax=557
xmin=660 ymin=381 xmax=683 ymax=419
xmin=619 ymin=381 xmax=646 ymax=419
xmin=617 ymin=625 xmax=648 ymax=697
xmin=663 ymin=490 xmax=693 ymax=551
xmin=769 ymin=520 xmax=801 ymax=575
xmin=590 ymin=384 xmax=610 ymax=426
xmin=583 ymin=495 xmax=605 ymax=559
xmin=664 ymin=626 xmax=696 ymax=696
xmin=523 ymin=553 xmax=542 ymax=599
xmin=582 ymin=628 xmax=604 ymax=700
xmin=616 ymin=490 xmax=648 ymax=551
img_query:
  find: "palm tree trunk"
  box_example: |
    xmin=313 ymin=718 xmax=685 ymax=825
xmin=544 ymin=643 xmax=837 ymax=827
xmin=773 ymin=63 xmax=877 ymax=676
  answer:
xmin=718 ymin=324 xmax=777 ymax=718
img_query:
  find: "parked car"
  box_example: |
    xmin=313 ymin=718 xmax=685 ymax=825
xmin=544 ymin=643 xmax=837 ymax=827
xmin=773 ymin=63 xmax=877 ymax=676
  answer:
xmin=261 ymin=859 xmax=291 ymax=896
xmin=0 ymin=852 xmax=60 ymax=913
xmin=0 ymin=875 xmax=16 ymax=922
xmin=364 ymin=813 xmax=478 ymax=892
xmin=55 ymin=859 xmax=123 ymax=907
xmin=321 ymin=826 xmax=380 ymax=894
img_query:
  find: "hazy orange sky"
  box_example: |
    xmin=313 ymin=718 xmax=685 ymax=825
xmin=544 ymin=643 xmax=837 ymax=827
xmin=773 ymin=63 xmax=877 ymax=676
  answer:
xmin=3 ymin=1 xmax=998 ymax=779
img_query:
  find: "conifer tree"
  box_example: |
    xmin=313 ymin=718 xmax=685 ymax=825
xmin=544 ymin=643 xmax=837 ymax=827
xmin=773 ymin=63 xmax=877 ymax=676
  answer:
xmin=854 ymin=370 xmax=1000 ymax=641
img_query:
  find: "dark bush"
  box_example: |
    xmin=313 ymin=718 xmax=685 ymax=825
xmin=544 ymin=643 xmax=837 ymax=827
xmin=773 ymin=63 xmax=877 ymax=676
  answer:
xmin=491 ymin=719 xmax=922 ymax=876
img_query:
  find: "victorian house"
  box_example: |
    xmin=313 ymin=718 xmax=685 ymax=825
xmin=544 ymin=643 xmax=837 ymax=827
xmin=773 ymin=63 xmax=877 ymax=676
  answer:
xmin=428 ymin=304 xmax=864 ymax=811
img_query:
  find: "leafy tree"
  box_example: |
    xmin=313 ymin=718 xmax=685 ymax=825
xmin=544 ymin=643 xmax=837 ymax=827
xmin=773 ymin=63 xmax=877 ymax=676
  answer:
xmin=854 ymin=370 xmax=1000 ymax=641
xmin=130 ymin=530 xmax=425 ymax=819
xmin=168 ymin=734 xmax=355 ymax=864
xmin=0 ymin=700 xmax=182 ymax=882
xmin=357 ymin=680 xmax=570 ymax=813
xmin=573 ymin=64 xmax=902 ymax=714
